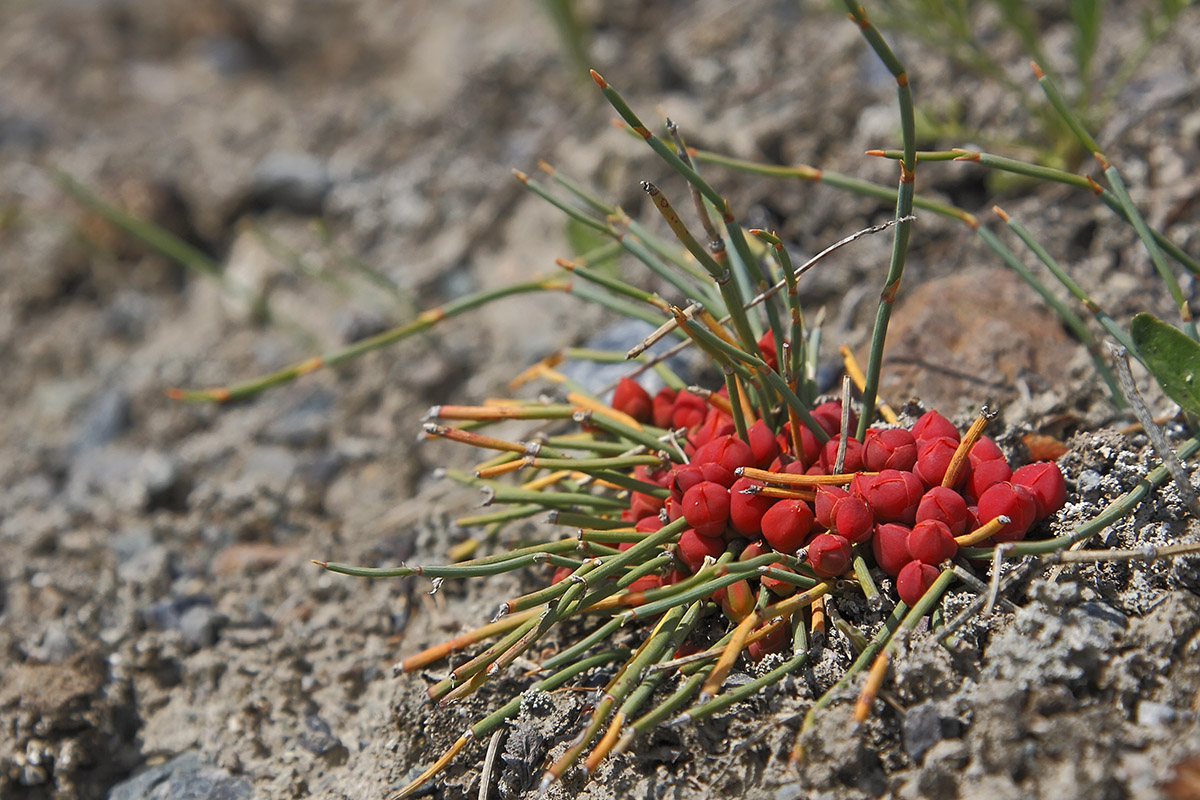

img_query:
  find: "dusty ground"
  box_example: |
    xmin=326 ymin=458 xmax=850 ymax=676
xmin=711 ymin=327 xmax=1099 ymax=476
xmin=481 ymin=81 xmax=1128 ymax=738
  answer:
xmin=2 ymin=1 xmax=1200 ymax=799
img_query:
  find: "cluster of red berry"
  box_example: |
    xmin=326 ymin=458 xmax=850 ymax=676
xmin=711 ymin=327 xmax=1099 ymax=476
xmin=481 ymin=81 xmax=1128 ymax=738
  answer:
xmin=579 ymin=376 xmax=1068 ymax=644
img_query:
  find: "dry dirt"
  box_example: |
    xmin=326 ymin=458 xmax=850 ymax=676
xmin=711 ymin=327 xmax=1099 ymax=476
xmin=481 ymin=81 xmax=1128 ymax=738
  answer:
xmin=2 ymin=1 xmax=1200 ymax=799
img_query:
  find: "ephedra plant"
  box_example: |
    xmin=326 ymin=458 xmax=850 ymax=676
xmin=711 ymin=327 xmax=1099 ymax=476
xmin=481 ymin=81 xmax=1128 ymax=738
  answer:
xmin=157 ymin=2 xmax=1200 ymax=796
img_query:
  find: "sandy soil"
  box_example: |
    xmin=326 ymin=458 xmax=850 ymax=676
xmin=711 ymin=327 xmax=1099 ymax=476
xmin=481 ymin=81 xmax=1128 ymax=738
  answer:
xmin=1 ymin=1 xmax=1199 ymax=799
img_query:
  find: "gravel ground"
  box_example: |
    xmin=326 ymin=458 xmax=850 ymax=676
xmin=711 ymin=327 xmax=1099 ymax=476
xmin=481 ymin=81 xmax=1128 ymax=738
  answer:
xmin=2 ymin=1 xmax=1200 ymax=799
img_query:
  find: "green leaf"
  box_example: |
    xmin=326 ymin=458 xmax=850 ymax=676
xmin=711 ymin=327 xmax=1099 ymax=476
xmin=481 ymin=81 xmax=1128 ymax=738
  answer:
xmin=1130 ymin=312 xmax=1200 ymax=417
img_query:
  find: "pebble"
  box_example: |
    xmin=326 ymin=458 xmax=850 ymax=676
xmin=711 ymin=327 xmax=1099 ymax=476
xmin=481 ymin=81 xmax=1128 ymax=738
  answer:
xmin=298 ymin=714 xmax=347 ymax=766
xmin=259 ymin=388 xmax=334 ymax=448
xmin=70 ymin=388 xmax=132 ymax=453
xmin=1135 ymin=701 xmax=1176 ymax=727
xmin=107 ymin=751 xmax=253 ymax=800
xmin=248 ymin=152 xmax=331 ymax=216
xmin=902 ymin=701 xmax=944 ymax=762
xmin=178 ymin=605 xmax=225 ymax=650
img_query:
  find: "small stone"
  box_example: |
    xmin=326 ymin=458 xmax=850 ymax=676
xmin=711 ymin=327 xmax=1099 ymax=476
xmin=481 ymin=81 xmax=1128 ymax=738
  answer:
xmin=247 ymin=152 xmax=331 ymax=215
xmin=107 ymin=751 xmax=253 ymax=800
xmin=70 ymin=389 xmax=131 ymax=452
xmin=178 ymin=605 xmax=225 ymax=650
xmin=903 ymin=701 xmax=944 ymax=762
xmin=1136 ymin=701 xmax=1176 ymax=727
xmin=298 ymin=715 xmax=348 ymax=766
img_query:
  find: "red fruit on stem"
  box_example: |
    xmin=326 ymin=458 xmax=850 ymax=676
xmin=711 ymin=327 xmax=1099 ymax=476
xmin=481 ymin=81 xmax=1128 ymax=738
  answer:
xmin=1011 ymin=461 xmax=1067 ymax=520
xmin=832 ymin=495 xmax=874 ymax=543
xmin=863 ymin=427 xmax=918 ymax=472
xmin=629 ymin=487 xmax=664 ymax=520
xmin=872 ymin=522 xmax=913 ymax=577
xmin=779 ymin=422 xmax=823 ymax=468
xmin=912 ymin=409 xmax=960 ymax=443
xmin=677 ymin=528 xmax=725 ymax=573
xmin=651 ymin=387 xmax=676 ymax=429
xmin=747 ymin=419 xmax=782 ymax=468
xmin=967 ymin=456 xmax=1012 ymax=500
xmin=819 ymin=435 xmax=864 ymax=473
xmin=907 ymin=519 xmax=958 ymax=564
xmin=976 ymin=481 xmax=1038 ymax=542
xmin=611 ymin=377 xmax=652 ymax=422
xmin=747 ymin=622 xmax=789 ymax=660
xmin=915 ymin=486 xmax=971 ymax=536
xmin=896 ymin=560 xmax=941 ymax=607
xmin=814 ymin=485 xmax=848 ymax=528
xmin=692 ymin=435 xmax=756 ymax=476
xmin=690 ymin=407 xmax=736 ymax=450
xmin=863 ymin=469 xmax=924 ymax=523
xmin=716 ymin=578 xmax=756 ymax=620
xmin=729 ymin=476 xmax=776 ymax=536
xmin=914 ymin=435 xmax=963 ymax=489
xmin=635 ymin=515 xmax=664 ymax=533
xmin=760 ymin=563 xmax=797 ymax=597
xmin=671 ymin=390 xmax=708 ymax=432
xmin=757 ymin=330 xmax=779 ymax=372
xmin=760 ymin=499 xmax=815 ymax=553
xmin=808 ymin=533 xmax=853 ymax=577
xmin=812 ymin=400 xmax=858 ymax=438
xmin=551 ymin=565 xmax=574 ymax=584
xmin=626 ymin=574 xmax=663 ymax=593
xmin=681 ymin=481 xmax=731 ymax=538
xmin=848 ymin=472 xmax=875 ymax=501
xmin=968 ymin=436 xmax=1005 ymax=465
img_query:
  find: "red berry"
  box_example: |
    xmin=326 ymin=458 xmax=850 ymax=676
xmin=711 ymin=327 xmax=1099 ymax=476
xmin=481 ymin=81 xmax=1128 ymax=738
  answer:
xmin=551 ymin=565 xmax=574 ymax=584
xmin=872 ymin=522 xmax=913 ymax=577
xmin=967 ymin=456 xmax=1012 ymax=500
xmin=716 ymin=578 xmax=756 ymax=620
xmin=819 ymin=435 xmax=864 ymax=473
xmin=681 ymin=481 xmax=731 ymax=538
xmin=760 ymin=563 xmax=798 ymax=597
xmin=626 ymin=574 xmax=663 ymax=593
xmin=761 ymin=499 xmax=815 ymax=553
xmin=907 ymin=519 xmax=958 ymax=564
xmin=832 ymin=494 xmax=875 ymax=543
xmin=814 ymin=485 xmax=848 ymax=528
xmin=779 ymin=422 xmax=823 ymax=468
xmin=689 ymin=407 xmax=736 ymax=450
xmin=677 ymin=528 xmax=725 ymax=572
xmin=729 ymin=477 xmax=776 ymax=536
xmin=693 ymin=435 xmax=756 ymax=476
xmin=651 ymin=387 xmax=676 ymax=428
xmin=915 ymin=486 xmax=971 ymax=536
xmin=808 ymin=533 xmax=853 ymax=577
xmin=912 ymin=409 xmax=959 ymax=443
xmin=1011 ymin=462 xmax=1067 ymax=520
xmin=747 ymin=419 xmax=782 ymax=468
xmin=747 ymin=621 xmax=789 ymax=660
xmin=671 ymin=390 xmax=708 ymax=431
xmin=847 ymin=472 xmax=875 ymax=501
xmin=812 ymin=400 xmax=857 ymax=438
xmin=863 ymin=468 xmax=924 ymax=523
xmin=914 ymin=435 xmax=963 ymax=489
xmin=896 ymin=560 xmax=940 ymax=607
xmin=635 ymin=515 xmax=664 ymax=533
xmin=976 ymin=481 xmax=1038 ymax=542
xmin=968 ymin=436 xmax=1005 ymax=465
xmin=863 ymin=427 xmax=919 ymax=472
xmin=758 ymin=330 xmax=780 ymax=372
xmin=611 ymin=377 xmax=652 ymax=422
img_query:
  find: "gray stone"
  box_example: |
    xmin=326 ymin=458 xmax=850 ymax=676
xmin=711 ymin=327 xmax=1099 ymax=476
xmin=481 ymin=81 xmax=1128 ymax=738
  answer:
xmin=71 ymin=389 xmax=132 ymax=452
xmin=1135 ymin=700 xmax=1176 ymax=727
xmin=178 ymin=605 xmax=224 ymax=650
xmin=903 ymin=700 xmax=944 ymax=762
xmin=249 ymin=152 xmax=331 ymax=215
xmin=298 ymin=715 xmax=348 ymax=766
xmin=107 ymin=751 xmax=252 ymax=800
